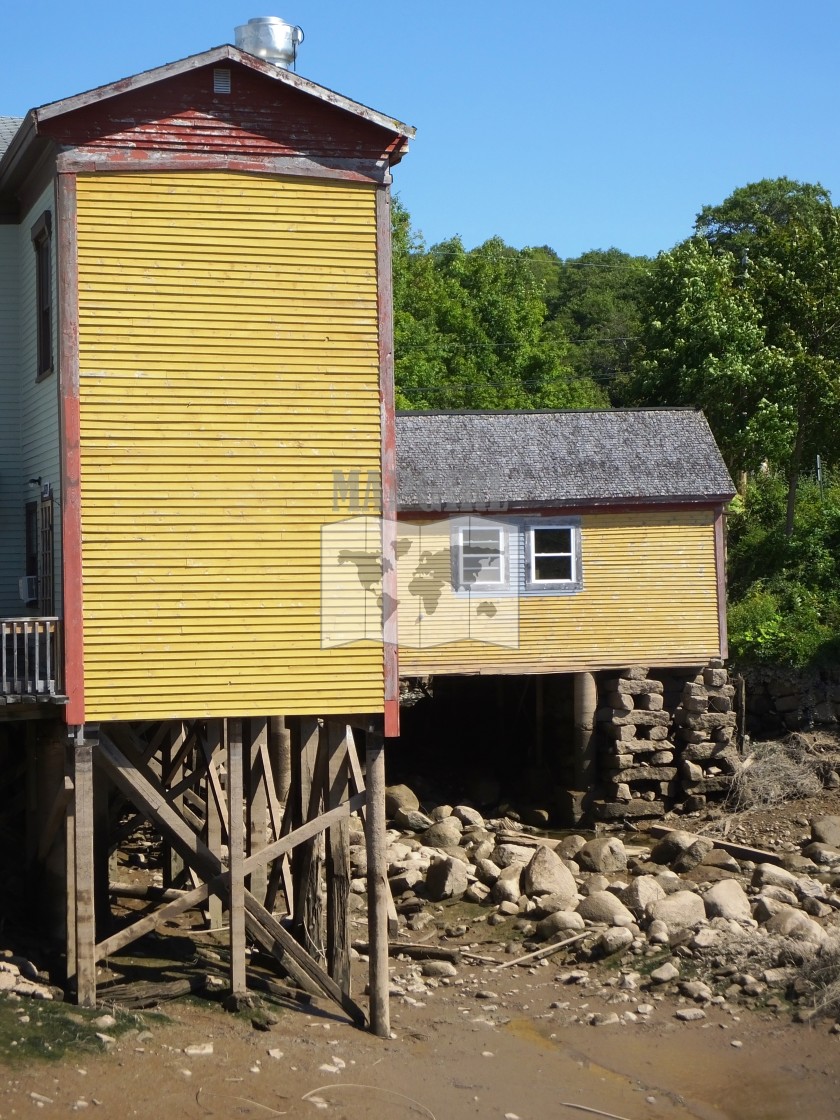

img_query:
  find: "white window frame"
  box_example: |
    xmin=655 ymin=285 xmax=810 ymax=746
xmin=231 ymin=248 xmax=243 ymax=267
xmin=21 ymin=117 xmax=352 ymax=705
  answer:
xmin=456 ymin=523 xmax=507 ymax=588
xmin=527 ymin=522 xmax=579 ymax=587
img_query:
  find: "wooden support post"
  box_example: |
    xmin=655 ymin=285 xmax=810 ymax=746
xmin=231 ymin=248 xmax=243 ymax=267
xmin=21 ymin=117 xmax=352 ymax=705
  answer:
xmin=227 ymin=718 xmax=247 ymax=996
xmin=365 ymin=734 xmax=390 ymax=1038
xmin=204 ymin=719 xmax=224 ymax=929
xmin=246 ymin=718 xmax=268 ymax=904
xmin=269 ymin=716 xmax=292 ymax=804
xmin=326 ymin=723 xmax=351 ymax=993
xmin=162 ymin=722 xmax=186 ymax=888
xmin=30 ymin=721 xmax=68 ymax=939
xmin=291 ymin=717 xmax=324 ymax=958
xmin=72 ymin=732 xmax=97 ymax=1008
xmin=573 ymin=671 xmax=598 ymax=790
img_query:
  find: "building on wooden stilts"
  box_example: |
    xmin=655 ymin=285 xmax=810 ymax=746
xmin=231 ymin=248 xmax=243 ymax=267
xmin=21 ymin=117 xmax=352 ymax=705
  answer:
xmin=391 ymin=409 xmax=738 ymax=824
xmin=0 ymin=19 xmax=413 ymax=1033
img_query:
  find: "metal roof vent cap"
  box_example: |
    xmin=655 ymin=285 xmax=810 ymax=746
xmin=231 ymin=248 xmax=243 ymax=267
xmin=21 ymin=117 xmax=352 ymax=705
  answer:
xmin=235 ymin=16 xmax=304 ymax=70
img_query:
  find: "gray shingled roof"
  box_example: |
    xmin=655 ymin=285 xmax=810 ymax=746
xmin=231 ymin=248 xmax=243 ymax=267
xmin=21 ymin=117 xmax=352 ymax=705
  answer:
xmin=396 ymin=409 xmax=735 ymax=511
xmin=0 ymin=117 xmax=23 ymax=159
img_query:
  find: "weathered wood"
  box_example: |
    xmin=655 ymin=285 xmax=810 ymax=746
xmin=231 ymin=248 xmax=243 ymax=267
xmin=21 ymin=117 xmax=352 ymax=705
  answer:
xmin=351 ymin=941 xmax=460 ymax=964
xmin=291 ymin=718 xmax=324 ymax=956
xmin=345 ymin=728 xmax=398 ymax=934
xmin=269 ymin=716 xmax=291 ymax=804
xmin=246 ymin=718 xmax=269 ymax=904
xmin=365 ymin=734 xmax=390 ymax=1038
xmin=73 ymin=738 xmax=97 ymax=1007
xmin=95 ymin=732 xmax=365 ymax=1021
xmin=227 ymin=718 xmax=246 ymax=995
xmin=493 ymin=931 xmax=589 ymax=971
xmin=326 ymin=723 xmax=351 ymax=992
xmin=162 ymin=722 xmax=186 ymax=887
xmin=65 ymin=745 xmax=76 ymax=983
xmin=203 ymin=719 xmax=224 ymax=928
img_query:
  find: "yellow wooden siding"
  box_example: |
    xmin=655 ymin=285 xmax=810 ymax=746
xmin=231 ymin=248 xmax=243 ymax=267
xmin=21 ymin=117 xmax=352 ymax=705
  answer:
xmin=76 ymin=172 xmax=384 ymax=721
xmin=397 ymin=511 xmax=721 ymax=674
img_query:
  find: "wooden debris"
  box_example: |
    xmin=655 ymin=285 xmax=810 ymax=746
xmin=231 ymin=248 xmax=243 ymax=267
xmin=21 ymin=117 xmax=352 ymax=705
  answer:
xmin=492 ymin=931 xmax=589 ymax=971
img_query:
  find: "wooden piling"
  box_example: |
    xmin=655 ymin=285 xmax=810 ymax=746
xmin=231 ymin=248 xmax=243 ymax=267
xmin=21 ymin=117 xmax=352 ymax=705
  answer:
xmin=227 ymin=718 xmax=247 ymax=995
xmin=365 ymin=734 xmax=390 ymax=1037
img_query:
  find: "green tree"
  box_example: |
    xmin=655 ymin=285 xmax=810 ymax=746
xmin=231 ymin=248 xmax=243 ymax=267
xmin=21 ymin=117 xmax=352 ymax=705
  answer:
xmin=392 ymin=200 xmax=607 ymax=411
xmin=629 ymin=179 xmax=840 ymax=534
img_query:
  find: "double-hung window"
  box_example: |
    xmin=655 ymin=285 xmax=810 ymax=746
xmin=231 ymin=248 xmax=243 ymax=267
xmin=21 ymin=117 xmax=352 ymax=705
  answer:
xmin=457 ymin=524 xmax=506 ymax=588
xmin=526 ymin=521 xmax=581 ymax=590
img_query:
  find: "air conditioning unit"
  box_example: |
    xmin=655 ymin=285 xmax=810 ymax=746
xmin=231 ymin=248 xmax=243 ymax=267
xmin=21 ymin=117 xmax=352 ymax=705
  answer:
xmin=18 ymin=575 xmax=37 ymax=604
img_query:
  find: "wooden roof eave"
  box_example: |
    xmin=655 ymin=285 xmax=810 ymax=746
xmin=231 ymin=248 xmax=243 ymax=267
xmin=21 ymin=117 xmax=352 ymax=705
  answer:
xmin=396 ymin=492 xmax=736 ymax=517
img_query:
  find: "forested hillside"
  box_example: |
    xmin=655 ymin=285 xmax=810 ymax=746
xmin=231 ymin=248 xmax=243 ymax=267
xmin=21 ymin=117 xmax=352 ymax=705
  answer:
xmin=392 ymin=178 xmax=840 ymax=667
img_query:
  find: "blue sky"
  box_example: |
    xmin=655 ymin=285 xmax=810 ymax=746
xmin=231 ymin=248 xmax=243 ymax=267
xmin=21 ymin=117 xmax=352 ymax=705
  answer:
xmin=4 ymin=2 xmax=840 ymax=259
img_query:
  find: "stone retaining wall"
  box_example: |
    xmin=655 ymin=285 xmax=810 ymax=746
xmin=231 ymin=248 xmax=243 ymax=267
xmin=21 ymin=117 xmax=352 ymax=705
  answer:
xmin=738 ymin=666 xmax=840 ymax=736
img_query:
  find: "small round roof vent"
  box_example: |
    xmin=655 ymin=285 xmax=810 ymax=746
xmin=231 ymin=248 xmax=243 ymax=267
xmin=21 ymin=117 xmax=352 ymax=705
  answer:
xmin=235 ymin=16 xmax=304 ymax=70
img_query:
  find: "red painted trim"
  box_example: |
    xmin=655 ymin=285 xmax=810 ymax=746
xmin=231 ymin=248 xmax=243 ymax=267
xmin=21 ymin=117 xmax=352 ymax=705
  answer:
xmin=376 ymin=185 xmax=399 ymax=737
xmin=397 ymin=501 xmax=724 ymax=520
xmin=56 ymin=173 xmax=84 ymax=725
xmin=714 ymin=505 xmax=729 ymax=660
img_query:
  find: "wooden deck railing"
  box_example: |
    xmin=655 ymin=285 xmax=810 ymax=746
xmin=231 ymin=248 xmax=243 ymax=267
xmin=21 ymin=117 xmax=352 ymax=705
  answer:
xmin=0 ymin=618 xmax=63 ymax=698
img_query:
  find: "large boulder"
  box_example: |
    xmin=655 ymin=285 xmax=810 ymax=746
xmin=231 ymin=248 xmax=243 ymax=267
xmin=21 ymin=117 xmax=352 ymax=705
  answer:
xmin=646 ymin=890 xmax=706 ymax=929
xmin=598 ymin=927 xmax=634 ymax=955
xmin=452 ymin=804 xmax=485 ymax=828
xmin=425 ymin=856 xmax=469 ymax=901
xmin=811 ymin=815 xmax=840 ymax=848
xmin=649 ymin=830 xmax=698 ymax=866
xmin=621 ymin=875 xmax=666 ymax=918
xmin=494 ymin=843 xmax=538 ymax=869
xmin=492 ymin=864 xmax=523 ymax=904
xmin=474 ymin=858 xmax=501 ymax=886
xmin=385 ymin=784 xmax=419 ymax=818
xmin=557 ymin=834 xmax=588 ymax=860
xmin=576 ymin=891 xmax=635 ymax=927
xmin=393 ymin=807 xmax=434 ymax=832
xmin=576 ymin=837 xmax=628 ymax=874
xmin=751 ymin=863 xmax=799 ymax=891
xmin=522 ymin=846 xmax=577 ymax=906
xmin=763 ymin=906 xmax=827 ymax=945
xmin=535 ymin=910 xmax=585 ymax=941
xmin=702 ymin=879 xmax=751 ymax=922
xmin=419 ymin=817 xmax=463 ymax=849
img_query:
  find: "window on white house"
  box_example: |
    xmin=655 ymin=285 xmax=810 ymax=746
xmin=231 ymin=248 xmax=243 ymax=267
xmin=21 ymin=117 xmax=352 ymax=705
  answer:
xmin=457 ymin=525 xmax=506 ymax=587
xmin=528 ymin=524 xmax=577 ymax=585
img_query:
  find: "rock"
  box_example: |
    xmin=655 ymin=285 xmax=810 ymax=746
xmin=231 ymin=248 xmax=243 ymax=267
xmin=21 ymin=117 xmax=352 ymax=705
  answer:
xmin=647 ymin=919 xmax=670 ymax=944
xmin=654 ymin=870 xmax=685 ymax=895
xmin=532 ymin=891 xmax=580 ymax=918
xmin=557 ymin=834 xmax=587 ymax=860
xmin=646 ymin=890 xmax=706 ymax=929
xmin=621 ymin=875 xmax=666 ymax=918
xmin=576 ymin=891 xmax=635 ymax=927
xmin=430 ymin=804 xmax=454 ymax=821
xmin=703 ymin=879 xmax=752 ymax=922
xmin=420 ymin=817 xmax=463 ymax=848
xmin=672 ymin=837 xmax=716 ymax=873
xmin=589 ymin=1012 xmax=621 ymax=1026
xmin=675 ymin=1008 xmax=706 ymax=1022
xmin=763 ymin=906 xmax=827 ymax=945
xmin=393 ymin=807 xmax=434 ymax=832
xmin=811 ymin=815 xmax=840 ymax=848
xmin=385 ymin=785 xmax=419 ymax=817
xmin=700 ymin=848 xmax=742 ymax=873
xmin=422 ymin=960 xmax=457 ymax=978
xmin=679 ymin=980 xmax=713 ymax=1002
xmin=494 ymin=843 xmax=537 ymax=868
xmin=522 ymin=846 xmax=577 ymax=905
xmin=752 ymin=863 xmax=799 ymax=891
xmin=498 ymin=900 xmax=521 ymax=916
xmin=760 ymin=884 xmax=799 ymax=906
xmin=599 ymin=927 xmax=634 ymax=955
xmin=535 ymin=910 xmax=586 ymax=940
xmin=474 ymin=858 xmax=501 ymax=885
xmin=185 ymin=1043 xmax=214 ymax=1056
xmin=689 ymin=927 xmax=720 ymax=950
xmin=576 ymin=837 xmax=628 ymax=874
xmin=753 ymin=896 xmax=786 ymax=923
xmin=649 ymin=830 xmax=698 ymax=866
xmin=492 ymin=872 xmax=524 ymax=905
xmin=452 ymin=804 xmax=485 ymax=828
xmin=521 ymin=807 xmax=551 ymax=828
xmin=389 ymin=869 xmax=425 ymax=894
xmin=580 ymin=874 xmax=611 ymax=896
xmin=464 ymin=881 xmax=491 ymax=904
xmin=425 ymin=856 xmax=469 ymax=901
xmin=650 ymin=961 xmax=679 ymax=984
xmin=802 ymin=842 xmax=840 ymax=866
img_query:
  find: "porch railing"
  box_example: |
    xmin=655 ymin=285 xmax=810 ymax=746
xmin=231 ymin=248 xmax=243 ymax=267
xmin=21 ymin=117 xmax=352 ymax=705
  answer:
xmin=0 ymin=618 xmax=64 ymax=698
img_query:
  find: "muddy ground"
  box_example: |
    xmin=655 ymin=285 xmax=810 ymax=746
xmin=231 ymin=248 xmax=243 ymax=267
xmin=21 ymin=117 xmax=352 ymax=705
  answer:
xmin=3 ymin=734 xmax=840 ymax=1120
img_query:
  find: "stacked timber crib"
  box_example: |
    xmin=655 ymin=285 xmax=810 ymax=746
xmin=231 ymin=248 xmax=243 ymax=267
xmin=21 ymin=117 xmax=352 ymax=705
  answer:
xmin=593 ymin=663 xmax=742 ymax=820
